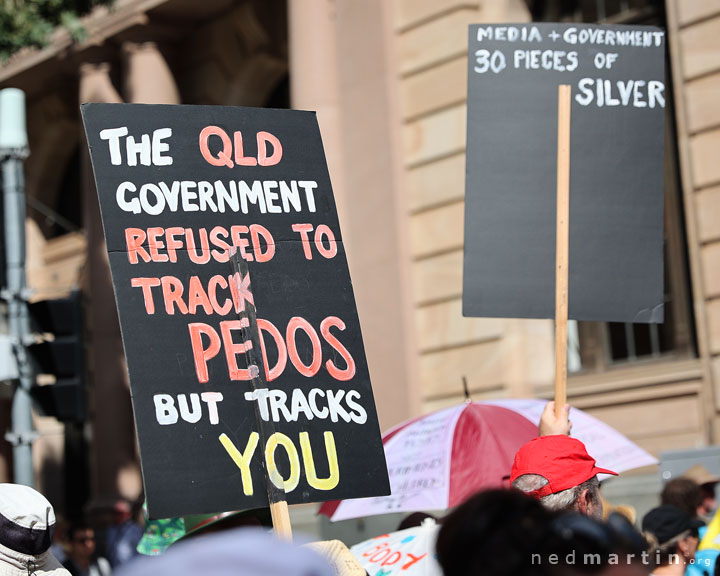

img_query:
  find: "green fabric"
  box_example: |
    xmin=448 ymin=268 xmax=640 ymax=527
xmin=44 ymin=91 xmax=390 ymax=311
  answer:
xmin=136 ymin=516 xmax=185 ymax=556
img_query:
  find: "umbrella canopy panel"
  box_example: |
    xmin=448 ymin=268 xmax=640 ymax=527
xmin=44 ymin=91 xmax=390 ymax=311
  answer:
xmin=323 ymin=403 xmax=537 ymax=521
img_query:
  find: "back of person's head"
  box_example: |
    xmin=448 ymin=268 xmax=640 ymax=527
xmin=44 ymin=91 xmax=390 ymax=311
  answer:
xmin=115 ymin=528 xmax=333 ymax=576
xmin=549 ymin=512 xmax=650 ymax=576
xmin=510 ymin=436 xmax=615 ymax=518
xmin=397 ymin=512 xmax=436 ymax=531
xmin=660 ymin=478 xmax=703 ymax=519
xmin=66 ymin=522 xmax=93 ymax=541
xmin=436 ymin=488 xmax=557 ymax=576
xmin=0 ymin=483 xmax=69 ymax=575
xmin=514 ymin=475 xmax=602 ymax=517
xmin=641 ymin=505 xmax=702 ymax=567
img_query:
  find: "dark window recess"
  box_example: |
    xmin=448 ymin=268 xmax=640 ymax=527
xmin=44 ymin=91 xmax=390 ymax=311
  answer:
xmin=265 ymin=74 xmax=290 ymax=109
xmin=27 ymin=146 xmax=82 ymax=239
xmin=530 ymin=0 xmax=697 ymax=370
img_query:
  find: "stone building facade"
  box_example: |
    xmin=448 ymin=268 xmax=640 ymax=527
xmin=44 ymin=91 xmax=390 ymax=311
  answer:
xmin=0 ymin=0 xmax=717 ymax=535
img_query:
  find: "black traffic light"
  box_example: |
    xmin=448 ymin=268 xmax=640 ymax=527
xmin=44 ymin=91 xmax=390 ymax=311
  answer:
xmin=27 ymin=291 xmax=85 ymax=422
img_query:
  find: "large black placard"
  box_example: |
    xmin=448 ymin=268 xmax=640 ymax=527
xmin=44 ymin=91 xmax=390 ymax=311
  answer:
xmin=463 ymin=23 xmax=665 ymax=322
xmin=81 ymin=103 xmax=389 ymax=519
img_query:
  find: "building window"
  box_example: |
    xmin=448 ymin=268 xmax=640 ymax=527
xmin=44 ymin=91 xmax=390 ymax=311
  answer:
xmin=528 ymin=0 xmax=665 ymax=23
xmin=529 ymin=0 xmax=697 ymax=371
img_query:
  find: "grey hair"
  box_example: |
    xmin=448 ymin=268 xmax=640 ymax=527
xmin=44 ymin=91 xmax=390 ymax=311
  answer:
xmin=512 ymin=474 xmax=600 ymax=513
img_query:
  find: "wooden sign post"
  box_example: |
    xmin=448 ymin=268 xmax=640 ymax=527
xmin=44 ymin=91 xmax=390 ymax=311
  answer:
xmin=555 ymin=85 xmax=571 ymax=415
xmin=229 ymin=251 xmax=293 ymax=540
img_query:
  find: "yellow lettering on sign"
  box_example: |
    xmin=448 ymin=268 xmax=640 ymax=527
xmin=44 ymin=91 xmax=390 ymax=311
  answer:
xmin=265 ymin=432 xmax=300 ymax=493
xmin=300 ymin=431 xmax=339 ymax=490
xmin=219 ymin=432 xmax=259 ymax=495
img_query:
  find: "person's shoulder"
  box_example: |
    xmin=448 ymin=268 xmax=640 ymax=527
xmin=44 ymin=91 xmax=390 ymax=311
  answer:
xmin=59 ymin=558 xmax=79 ymax=576
xmin=96 ymin=556 xmax=112 ymax=576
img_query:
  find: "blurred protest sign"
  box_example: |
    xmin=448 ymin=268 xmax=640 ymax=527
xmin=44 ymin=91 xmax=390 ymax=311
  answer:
xmin=81 ymin=103 xmax=389 ymax=519
xmin=463 ymin=23 xmax=665 ymax=323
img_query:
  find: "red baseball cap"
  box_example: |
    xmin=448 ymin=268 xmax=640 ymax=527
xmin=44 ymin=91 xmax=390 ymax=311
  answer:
xmin=510 ymin=435 xmax=617 ymax=498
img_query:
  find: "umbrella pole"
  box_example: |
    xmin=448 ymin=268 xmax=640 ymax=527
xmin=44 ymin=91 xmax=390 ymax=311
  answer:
xmin=555 ymin=85 xmax=571 ymax=416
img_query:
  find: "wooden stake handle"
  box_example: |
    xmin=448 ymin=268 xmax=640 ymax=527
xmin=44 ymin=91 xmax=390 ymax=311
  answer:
xmin=555 ymin=85 xmax=571 ymax=416
xmin=271 ymin=500 xmax=293 ymax=541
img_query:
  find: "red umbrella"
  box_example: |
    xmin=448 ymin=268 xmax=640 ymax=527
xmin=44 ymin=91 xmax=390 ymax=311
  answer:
xmin=319 ymin=402 xmax=537 ymax=521
xmin=319 ymin=399 xmax=656 ymax=521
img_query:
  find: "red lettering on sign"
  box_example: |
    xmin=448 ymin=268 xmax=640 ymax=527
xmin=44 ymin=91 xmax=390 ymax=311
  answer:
xmin=321 ymin=317 xmax=356 ymax=381
xmin=220 ymin=319 xmax=254 ymax=380
xmin=257 ymin=319 xmax=287 ymax=382
xmin=257 ymin=131 xmax=283 ymax=166
xmin=161 ymin=276 xmax=189 ymax=315
xmin=131 ymin=277 xmax=161 ymax=314
xmin=189 ymin=323 xmax=222 ymax=383
xmin=233 ymin=131 xmax=258 ymax=167
xmin=186 ymin=316 xmax=356 ymax=384
xmin=286 ymin=317 xmax=322 ymax=377
xmin=198 ymin=127 xmax=282 ymax=168
xmin=402 ymin=554 xmax=426 ymax=570
xmin=186 ymin=228 xmax=211 ymax=264
xmin=291 ymin=224 xmax=314 ymax=259
xmin=125 ymin=228 xmax=150 ymax=264
xmin=187 ymin=276 xmax=213 ymax=315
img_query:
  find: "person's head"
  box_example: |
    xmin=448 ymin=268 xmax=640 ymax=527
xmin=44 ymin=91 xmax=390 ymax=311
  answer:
xmin=660 ymin=478 xmax=703 ymax=519
xmin=0 ymin=483 xmax=69 ymax=575
xmin=642 ymin=505 xmax=702 ymax=568
xmin=511 ymin=435 xmax=617 ymax=520
xmin=698 ymin=483 xmax=717 ymax=518
xmin=112 ymin=499 xmax=132 ymax=524
xmin=436 ymin=488 xmax=557 ymax=576
xmin=550 ymin=512 xmax=650 ymax=576
xmin=179 ymin=509 xmax=270 ymax=541
xmin=397 ymin=512 xmax=437 ymax=531
xmin=115 ymin=528 xmax=333 ymax=576
xmin=67 ymin=523 xmax=96 ymax=562
xmin=681 ymin=464 xmax=720 ymax=519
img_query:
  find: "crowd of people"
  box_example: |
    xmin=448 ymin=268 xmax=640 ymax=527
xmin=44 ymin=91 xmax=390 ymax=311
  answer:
xmin=1 ymin=402 xmax=718 ymax=576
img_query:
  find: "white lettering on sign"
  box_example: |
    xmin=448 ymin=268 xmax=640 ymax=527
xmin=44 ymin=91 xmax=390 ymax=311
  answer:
xmin=153 ymin=392 xmax=224 ymax=425
xmin=470 ymin=24 xmax=665 ymax=110
xmin=244 ymin=387 xmax=367 ymax=424
xmin=575 ymin=78 xmax=665 ymax=108
xmin=512 ymin=50 xmax=579 ymax=72
xmin=476 ymin=25 xmax=543 ymax=43
xmin=563 ymin=27 xmax=664 ymax=47
xmin=99 ymin=127 xmax=173 ymax=166
xmin=114 ymin=179 xmax=317 ymax=215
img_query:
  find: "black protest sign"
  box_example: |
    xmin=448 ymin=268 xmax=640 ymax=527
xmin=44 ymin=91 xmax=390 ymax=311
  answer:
xmin=81 ymin=103 xmax=390 ymax=519
xmin=463 ymin=24 xmax=665 ymax=322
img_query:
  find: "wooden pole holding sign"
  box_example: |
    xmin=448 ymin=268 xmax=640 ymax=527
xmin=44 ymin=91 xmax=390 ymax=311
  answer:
xmin=555 ymin=85 xmax=571 ymax=416
xmin=230 ymin=251 xmax=293 ymax=542
xmin=270 ymin=501 xmax=293 ymax=541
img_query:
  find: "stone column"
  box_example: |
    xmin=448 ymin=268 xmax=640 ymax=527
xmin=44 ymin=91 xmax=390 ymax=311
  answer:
xmin=122 ymin=42 xmax=181 ymax=104
xmin=116 ymin=41 xmax=179 ymax=498
xmin=287 ymin=0 xmax=347 ymax=224
xmin=79 ymin=62 xmax=142 ymax=509
xmin=289 ymin=1 xmax=420 ymax=429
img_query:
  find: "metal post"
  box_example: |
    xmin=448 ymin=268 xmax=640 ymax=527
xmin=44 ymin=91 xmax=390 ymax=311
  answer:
xmin=0 ymin=88 xmax=34 ymax=486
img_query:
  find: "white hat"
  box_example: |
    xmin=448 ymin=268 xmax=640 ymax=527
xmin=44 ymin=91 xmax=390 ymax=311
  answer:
xmin=0 ymin=484 xmax=69 ymax=576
